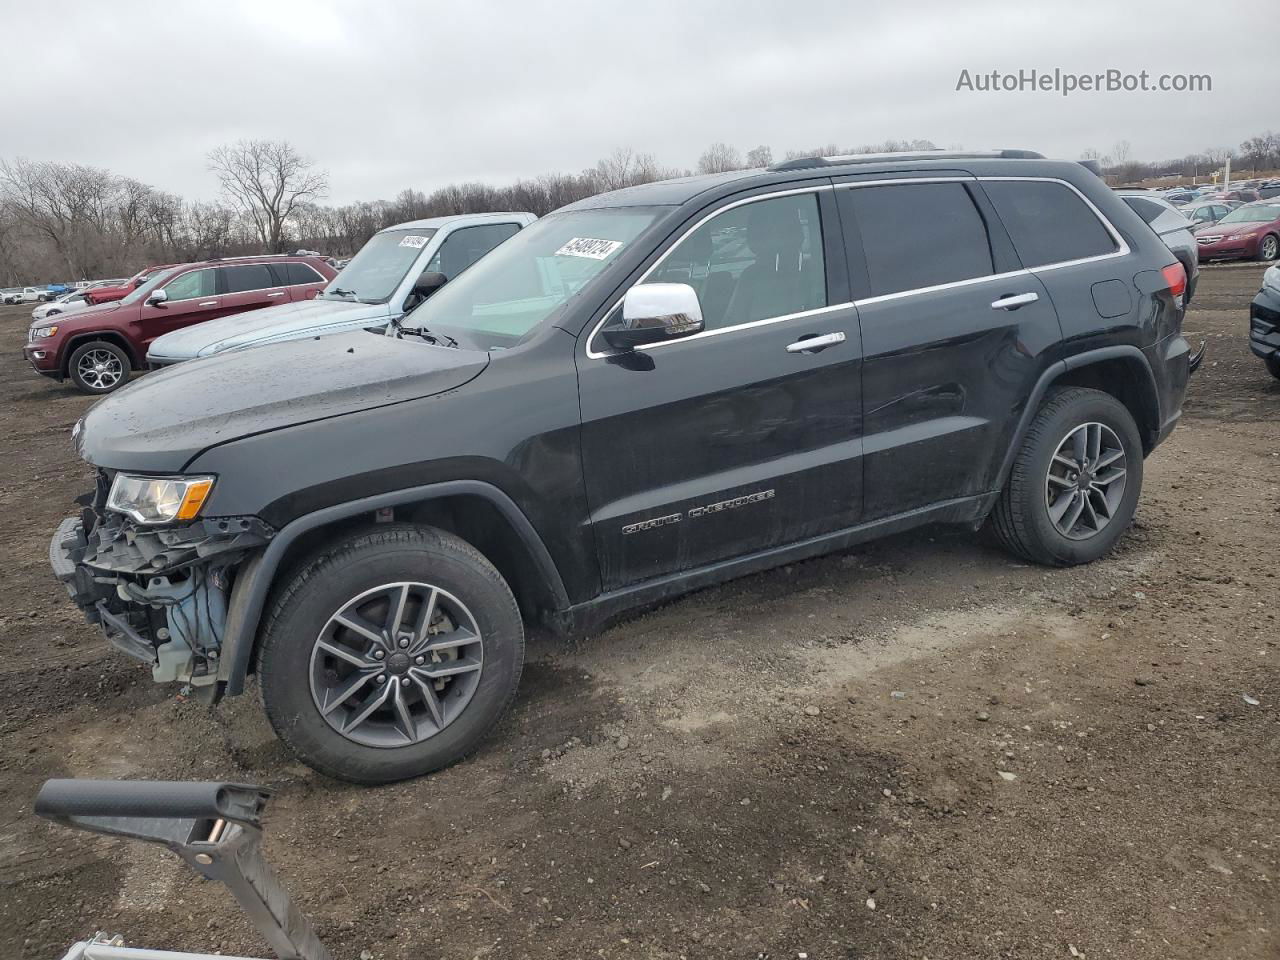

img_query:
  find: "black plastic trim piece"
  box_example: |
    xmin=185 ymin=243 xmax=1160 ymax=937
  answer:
xmin=219 ymin=480 xmax=569 ymax=695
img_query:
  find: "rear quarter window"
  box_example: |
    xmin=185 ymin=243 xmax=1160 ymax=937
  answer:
xmin=1120 ymin=196 xmax=1167 ymax=226
xmin=285 ymin=262 xmax=326 ymax=285
xmin=983 ymin=180 xmax=1119 ymax=268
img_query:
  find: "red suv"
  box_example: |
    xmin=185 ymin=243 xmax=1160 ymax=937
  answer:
xmin=83 ymin=264 xmax=179 ymax=305
xmin=24 ymin=255 xmax=336 ymax=394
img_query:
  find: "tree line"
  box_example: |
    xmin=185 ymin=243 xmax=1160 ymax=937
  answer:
xmin=2 ymin=132 xmax=1276 ymax=285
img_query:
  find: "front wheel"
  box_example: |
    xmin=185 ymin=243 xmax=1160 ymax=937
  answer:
xmin=1266 ymin=355 xmax=1280 ymax=381
xmin=1258 ymin=233 xmax=1279 ymax=262
xmin=67 ymin=340 xmax=131 ymax=394
xmin=990 ymin=387 xmax=1143 ymax=566
xmin=256 ymin=525 xmax=525 ymax=783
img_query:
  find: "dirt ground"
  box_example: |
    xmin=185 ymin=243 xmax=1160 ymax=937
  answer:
xmin=1 ymin=265 xmax=1277 ymax=960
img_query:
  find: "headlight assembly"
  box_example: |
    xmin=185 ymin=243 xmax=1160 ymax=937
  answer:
xmin=30 ymin=325 xmax=58 ymax=339
xmin=106 ymin=474 xmax=215 ymax=524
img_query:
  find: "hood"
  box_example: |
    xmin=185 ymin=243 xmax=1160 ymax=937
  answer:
xmin=77 ymin=330 xmax=488 ymax=472
xmin=148 ymin=297 xmax=391 ymax=359
xmin=51 ymin=300 xmax=125 ymax=329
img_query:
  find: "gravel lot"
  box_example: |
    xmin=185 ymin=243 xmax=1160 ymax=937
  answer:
xmin=1 ymin=264 xmax=1277 ymax=960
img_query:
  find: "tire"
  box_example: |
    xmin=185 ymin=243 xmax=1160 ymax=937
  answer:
xmin=1258 ymin=233 xmax=1279 ymax=262
xmin=990 ymin=387 xmax=1143 ymax=566
xmin=256 ymin=524 xmax=525 ymax=784
xmin=1266 ymin=355 xmax=1280 ymax=381
xmin=67 ymin=340 xmax=131 ymax=394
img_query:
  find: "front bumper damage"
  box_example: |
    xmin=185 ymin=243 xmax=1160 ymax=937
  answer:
xmin=51 ymin=501 xmax=273 ymax=696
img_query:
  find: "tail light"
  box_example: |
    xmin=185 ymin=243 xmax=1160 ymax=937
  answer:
xmin=1161 ymin=262 xmax=1187 ymax=298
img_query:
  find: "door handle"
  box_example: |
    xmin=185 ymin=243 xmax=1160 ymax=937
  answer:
xmin=198 ymin=300 xmax=219 ymax=307
xmin=991 ymin=292 xmax=1039 ymax=311
xmin=786 ymin=331 xmax=846 ymax=354
xmin=267 ymin=291 xmax=286 ymax=298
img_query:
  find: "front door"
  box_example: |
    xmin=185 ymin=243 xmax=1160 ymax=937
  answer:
xmin=136 ymin=267 xmax=221 ymax=349
xmin=576 ymin=187 xmax=865 ymax=591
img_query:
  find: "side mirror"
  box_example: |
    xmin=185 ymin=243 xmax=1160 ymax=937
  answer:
xmin=412 ymin=271 xmax=448 ymax=299
xmin=603 ymin=283 xmax=704 ymax=351
xmin=146 ymin=289 xmax=167 ymax=306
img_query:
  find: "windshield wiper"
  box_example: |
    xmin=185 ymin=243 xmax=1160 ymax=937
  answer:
xmin=399 ymin=324 xmax=458 ymax=348
xmin=326 ymin=287 xmax=358 ymax=299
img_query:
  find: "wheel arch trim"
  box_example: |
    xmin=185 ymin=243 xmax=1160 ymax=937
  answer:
xmin=994 ymin=346 xmax=1160 ymax=492
xmin=219 ymin=479 xmax=569 ymax=696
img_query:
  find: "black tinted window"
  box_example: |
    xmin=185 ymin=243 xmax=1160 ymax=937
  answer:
xmin=285 ymin=262 xmax=325 ymax=285
xmin=843 ymin=182 xmax=993 ymax=297
xmin=1121 ymin=196 xmax=1166 ymax=226
xmin=984 ymin=180 xmax=1118 ymax=267
xmin=426 ymin=223 xmax=522 ymax=280
xmin=220 ymin=264 xmax=275 ymax=293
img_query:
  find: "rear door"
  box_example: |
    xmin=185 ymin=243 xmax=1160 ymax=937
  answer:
xmin=577 ymin=186 xmax=865 ymax=590
xmin=838 ymin=177 xmax=1062 ymax=519
xmin=215 ymin=263 xmax=290 ymax=317
xmin=136 ymin=267 xmax=221 ymax=347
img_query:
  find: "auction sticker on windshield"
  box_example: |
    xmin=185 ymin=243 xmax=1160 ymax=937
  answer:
xmin=556 ymin=237 xmax=623 ymax=260
xmin=399 ymin=235 xmax=431 ymax=249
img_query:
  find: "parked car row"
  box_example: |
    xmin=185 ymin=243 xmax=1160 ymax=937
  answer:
xmin=21 ymin=214 xmax=534 ymax=393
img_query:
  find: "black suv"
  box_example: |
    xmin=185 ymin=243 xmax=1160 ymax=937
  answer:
xmin=52 ymin=150 xmax=1194 ymax=783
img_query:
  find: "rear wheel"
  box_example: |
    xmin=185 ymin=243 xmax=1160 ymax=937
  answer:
xmin=990 ymin=387 xmax=1143 ymax=566
xmin=256 ymin=525 xmax=524 ymax=783
xmin=67 ymin=340 xmax=130 ymax=394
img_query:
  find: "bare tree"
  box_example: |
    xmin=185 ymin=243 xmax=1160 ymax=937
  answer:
xmin=745 ymin=145 xmax=773 ymax=169
xmin=208 ymin=139 xmax=328 ymax=252
xmin=696 ymin=142 xmax=744 ymax=174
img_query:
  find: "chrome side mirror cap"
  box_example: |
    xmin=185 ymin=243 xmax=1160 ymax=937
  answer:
xmin=603 ymin=283 xmax=704 ymax=351
xmin=146 ymin=289 xmax=168 ymax=306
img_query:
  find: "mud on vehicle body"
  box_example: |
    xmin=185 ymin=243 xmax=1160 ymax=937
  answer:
xmin=53 ymin=149 xmax=1198 ymax=783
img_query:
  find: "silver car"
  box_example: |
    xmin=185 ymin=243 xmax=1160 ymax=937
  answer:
xmin=1117 ymin=190 xmax=1200 ymax=301
xmin=146 ymin=212 xmax=535 ymax=365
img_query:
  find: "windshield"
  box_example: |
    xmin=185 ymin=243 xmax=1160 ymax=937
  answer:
xmin=1219 ymin=203 xmax=1280 ymax=225
xmin=323 ymin=228 xmax=437 ymax=303
xmin=120 ymin=266 xmax=183 ymax=305
xmin=402 ymin=207 xmax=663 ymax=349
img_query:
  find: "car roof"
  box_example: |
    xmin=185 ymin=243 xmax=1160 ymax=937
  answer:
xmin=558 ymin=150 xmax=1090 ymax=212
xmin=379 ymin=212 xmax=535 ymax=232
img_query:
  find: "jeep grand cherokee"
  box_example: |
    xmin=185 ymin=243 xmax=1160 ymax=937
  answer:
xmin=51 ymin=149 xmax=1196 ymax=783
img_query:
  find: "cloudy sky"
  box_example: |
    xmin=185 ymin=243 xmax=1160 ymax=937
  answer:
xmin=1 ymin=0 xmax=1270 ymax=204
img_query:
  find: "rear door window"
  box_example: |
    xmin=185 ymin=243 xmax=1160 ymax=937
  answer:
xmin=983 ymin=180 xmax=1118 ymax=268
xmin=841 ymin=182 xmax=994 ymax=298
xmin=220 ymin=264 xmax=277 ymax=294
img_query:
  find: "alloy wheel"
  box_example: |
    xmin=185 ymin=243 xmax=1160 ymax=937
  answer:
xmin=77 ymin=349 xmax=123 ymax=390
xmin=308 ymin=581 xmax=484 ymax=748
xmin=1262 ymin=235 xmax=1279 ymax=261
xmin=1044 ymin=422 xmax=1127 ymax=540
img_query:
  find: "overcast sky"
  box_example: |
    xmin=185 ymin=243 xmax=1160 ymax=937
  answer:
xmin=1 ymin=0 xmax=1270 ymax=204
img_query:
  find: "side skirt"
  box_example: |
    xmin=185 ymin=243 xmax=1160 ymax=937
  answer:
xmin=551 ymin=492 xmax=997 ymax=636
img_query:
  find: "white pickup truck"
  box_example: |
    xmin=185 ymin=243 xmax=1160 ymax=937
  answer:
xmin=147 ymin=212 xmax=534 ymax=366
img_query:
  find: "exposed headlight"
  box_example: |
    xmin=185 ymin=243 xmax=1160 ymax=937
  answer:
xmin=30 ymin=325 xmax=57 ymax=339
xmin=106 ymin=474 xmax=216 ymax=524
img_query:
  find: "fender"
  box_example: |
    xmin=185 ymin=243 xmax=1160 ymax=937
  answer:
xmin=217 ymin=479 xmax=570 ymax=696
xmin=994 ymin=345 xmax=1160 ymax=491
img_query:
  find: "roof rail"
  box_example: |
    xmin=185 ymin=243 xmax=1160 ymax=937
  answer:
xmin=768 ymin=149 xmax=1045 ymax=172
xmin=207 ymin=253 xmax=295 ymax=262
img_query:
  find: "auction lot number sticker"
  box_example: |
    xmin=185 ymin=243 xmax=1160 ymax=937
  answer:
xmin=399 ymin=235 xmax=431 ymax=248
xmin=556 ymin=237 xmax=623 ymax=260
